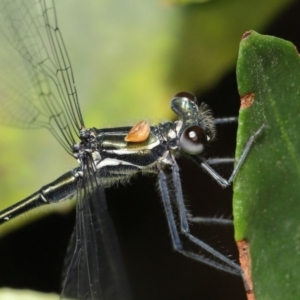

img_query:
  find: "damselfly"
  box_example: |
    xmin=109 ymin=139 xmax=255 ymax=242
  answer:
xmin=0 ymin=1 xmax=264 ymax=299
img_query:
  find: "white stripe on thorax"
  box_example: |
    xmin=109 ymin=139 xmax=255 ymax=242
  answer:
xmin=96 ymin=158 xmax=142 ymax=169
xmin=104 ymin=139 xmax=160 ymax=155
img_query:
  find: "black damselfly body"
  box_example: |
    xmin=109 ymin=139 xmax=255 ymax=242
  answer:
xmin=0 ymin=1 xmax=264 ymax=299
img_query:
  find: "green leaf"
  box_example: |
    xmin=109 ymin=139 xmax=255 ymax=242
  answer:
xmin=234 ymin=31 xmax=300 ymax=299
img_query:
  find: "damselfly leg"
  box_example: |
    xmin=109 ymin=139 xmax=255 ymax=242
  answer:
xmin=157 ymin=123 xmax=265 ymax=276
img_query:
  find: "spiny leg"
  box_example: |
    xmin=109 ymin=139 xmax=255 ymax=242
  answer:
xmin=191 ymin=124 xmax=265 ymax=225
xmin=213 ymin=117 xmax=237 ymax=125
xmin=206 ymin=158 xmax=235 ymax=165
xmin=158 ymin=169 xmax=241 ymax=275
xmin=196 ymin=123 xmax=265 ymax=188
xmin=189 ymin=216 xmax=233 ymax=226
xmin=193 ymin=158 xmax=237 ymax=225
xmin=171 ymin=161 xmax=242 ymax=273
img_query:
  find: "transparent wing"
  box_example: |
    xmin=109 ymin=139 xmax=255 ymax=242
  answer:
xmin=0 ymin=0 xmax=84 ymax=154
xmin=61 ymin=157 xmax=131 ymax=300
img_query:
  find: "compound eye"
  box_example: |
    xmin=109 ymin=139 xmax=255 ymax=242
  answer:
xmin=179 ymin=125 xmax=207 ymax=155
xmin=173 ymin=91 xmax=196 ymax=102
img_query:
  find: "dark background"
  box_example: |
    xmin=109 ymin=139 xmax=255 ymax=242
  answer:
xmin=0 ymin=1 xmax=300 ymax=300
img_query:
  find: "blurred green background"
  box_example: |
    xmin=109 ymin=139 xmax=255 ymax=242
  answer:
xmin=0 ymin=0 xmax=298 ymax=299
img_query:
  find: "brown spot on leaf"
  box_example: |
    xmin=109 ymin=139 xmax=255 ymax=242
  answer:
xmin=237 ymin=240 xmax=255 ymax=300
xmin=125 ymin=120 xmax=150 ymax=142
xmin=241 ymin=93 xmax=255 ymax=109
xmin=241 ymin=31 xmax=252 ymax=40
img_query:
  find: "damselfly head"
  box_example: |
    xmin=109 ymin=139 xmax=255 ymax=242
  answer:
xmin=172 ymin=92 xmax=216 ymax=155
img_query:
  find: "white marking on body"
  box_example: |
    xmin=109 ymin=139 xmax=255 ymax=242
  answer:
xmin=96 ymin=158 xmax=142 ymax=169
xmin=40 ymin=193 xmax=47 ymax=203
xmin=175 ymin=121 xmax=183 ymax=136
xmin=167 ymin=130 xmax=176 ymax=139
xmin=105 ymin=139 xmax=160 ymax=154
